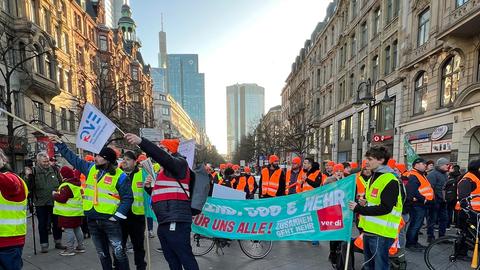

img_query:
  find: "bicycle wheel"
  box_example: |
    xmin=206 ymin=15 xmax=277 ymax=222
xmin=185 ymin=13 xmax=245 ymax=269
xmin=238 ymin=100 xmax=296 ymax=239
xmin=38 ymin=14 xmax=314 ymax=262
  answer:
xmin=238 ymin=239 xmax=272 ymax=259
xmin=424 ymin=235 xmax=474 ymax=270
xmin=191 ymin=233 xmax=215 ymax=256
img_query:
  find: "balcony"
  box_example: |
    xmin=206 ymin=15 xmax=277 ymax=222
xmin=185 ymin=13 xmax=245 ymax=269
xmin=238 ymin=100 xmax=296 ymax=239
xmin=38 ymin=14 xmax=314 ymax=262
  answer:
xmin=20 ymin=72 xmax=59 ymax=103
xmin=438 ymin=1 xmax=480 ymax=39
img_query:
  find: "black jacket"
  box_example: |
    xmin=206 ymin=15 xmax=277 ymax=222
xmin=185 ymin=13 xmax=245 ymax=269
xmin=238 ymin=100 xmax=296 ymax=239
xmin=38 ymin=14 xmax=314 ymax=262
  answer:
xmin=139 ymin=138 xmax=192 ymax=224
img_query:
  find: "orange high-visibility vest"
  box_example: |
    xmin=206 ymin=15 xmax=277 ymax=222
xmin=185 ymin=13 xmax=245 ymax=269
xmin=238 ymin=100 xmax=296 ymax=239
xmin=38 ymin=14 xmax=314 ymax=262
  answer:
xmin=356 ymin=172 xmax=367 ymax=199
xmin=285 ymin=169 xmax=304 ymax=194
xmin=409 ymin=170 xmax=434 ymax=201
xmin=80 ymin=174 xmax=87 ymax=190
xmin=321 ymin=174 xmax=328 ymax=185
xmin=301 ymin=170 xmax=321 ymax=192
xmin=261 ymin=168 xmax=282 ymax=197
xmin=354 ymin=218 xmax=405 ymax=256
xmin=455 ymin=172 xmax=480 ymax=211
xmin=236 ymin=175 xmax=255 ymax=193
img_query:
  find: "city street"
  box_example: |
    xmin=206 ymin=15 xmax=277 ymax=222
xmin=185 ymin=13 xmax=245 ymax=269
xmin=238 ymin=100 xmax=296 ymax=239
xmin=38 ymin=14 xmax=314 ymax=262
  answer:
xmin=22 ymin=218 xmax=429 ymax=270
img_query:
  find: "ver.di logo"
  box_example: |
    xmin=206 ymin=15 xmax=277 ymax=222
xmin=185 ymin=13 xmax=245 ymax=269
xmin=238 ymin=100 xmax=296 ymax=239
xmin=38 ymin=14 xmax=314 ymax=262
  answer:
xmin=80 ymin=111 xmax=102 ymax=143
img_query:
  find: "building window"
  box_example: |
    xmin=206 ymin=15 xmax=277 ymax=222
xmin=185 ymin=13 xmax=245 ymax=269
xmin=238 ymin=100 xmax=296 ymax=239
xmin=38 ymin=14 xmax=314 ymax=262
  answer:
xmin=374 ymin=101 xmax=395 ymax=132
xmin=33 ymin=45 xmax=43 ymax=74
xmin=360 ymin=64 xmax=366 ymax=81
xmin=50 ymin=104 xmax=56 ymax=129
xmin=456 ymin=0 xmax=469 ymax=8
xmin=349 ymin=73 xmax=355 ymax=97
xmin=316 ymin=98 xmax=320 ymax=115
xmin=372 ymin=55 xmax=379 ymax=83
xmin=132 ymin=67 xmax=138 ymax=80
xmin=32 ymin=101 xmax=44 ymax=122
xmin=99 ymin=35 xmax=108 ymax=51
xmin=316 ymin=69 xmax=321 ymax=87
xmin=61 ymin=108 xmax=67 ymax=130
xmin=414 ymin=71 xmax=428 ymax=114
xmin=57 ymin=66 xmax=64 ymax=89
xmin=418 ymin=8 xmax=430 ymax=47
xmin=392 ymin=40 xmax=398 ymax=71
xmin=394 ymin=0 xmax=400 ymax=17
xmin=339 ymin=116 xmax=352 ymax=141
xmin=373 ymin=7 xmax=381 ymax=36
xmin=28 ymin=0 xmax=37 ymax=23
xmin=351 ymin=0 xmax=357 ymax=20
xmin=386 ymin=0 xmax=393 ymax=23
xmin=328 ymin=90 xmax=333 ymax=110
xmin=66 ymin=70 xmax=72 ymax=93
xmin=62 ymin=33 xmax=69 ymax=53
xmin=69 ymin=110 xmax=75 ymax=131
xmin=331 ymin=26 xmax=335 ymax=45
xmin=360 ymin=22 xmax=368 ymax=48
xmin=350 ymin=34 xmax=356 ymax=58
xmin=384 ymin=46 xmax=391 ymax=75
xmin=357 ymin=111 xmax=364 ymax=162
xmin=162 ymin=107 xmax=169 ymax=116
xmin=441 ymin=55 xmax=461 ymax=107
xmin=338 ymin=81 xmax=344 ymax=105
xmin=55 ymin=26 xmax=62 ymax=48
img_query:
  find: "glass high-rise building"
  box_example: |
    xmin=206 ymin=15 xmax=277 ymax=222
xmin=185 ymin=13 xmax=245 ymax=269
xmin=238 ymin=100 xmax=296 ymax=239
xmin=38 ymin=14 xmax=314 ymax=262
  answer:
xmin=226 ymin=83 xmax=265 ymax=155
xmin=167 ymin=54 xmax=206 ymax=130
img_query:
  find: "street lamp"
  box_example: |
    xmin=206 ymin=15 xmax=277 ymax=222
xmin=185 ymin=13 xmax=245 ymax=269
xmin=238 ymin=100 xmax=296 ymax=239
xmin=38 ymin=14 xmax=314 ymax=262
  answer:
xmin=353 ymin=78 xmax=393 ymax=145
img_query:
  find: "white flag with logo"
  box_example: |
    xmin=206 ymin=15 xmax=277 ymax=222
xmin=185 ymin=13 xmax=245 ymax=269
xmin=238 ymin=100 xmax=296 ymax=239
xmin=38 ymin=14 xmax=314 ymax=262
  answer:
xmin=178 ymin=139 xmax=196 ymax=169
xmin=76 ymin=103 xmax=117 ymax=153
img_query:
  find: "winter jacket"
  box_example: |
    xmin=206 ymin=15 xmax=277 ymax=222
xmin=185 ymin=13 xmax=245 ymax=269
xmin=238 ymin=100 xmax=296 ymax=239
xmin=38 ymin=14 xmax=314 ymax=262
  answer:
xmin=53 ymin=177 xmax=82 ymax=228
xmin=27 ymin=165 xmax=61 ymax=206
xmin=0 ymin=168 xmax=27 ymax=248
xmin=427 ymin=167 xmax=448 ymax=201
xmin=55 ymin=143 xmax=133 ymax=221
xmin=139 ymin=138 xmax=193 ymax=224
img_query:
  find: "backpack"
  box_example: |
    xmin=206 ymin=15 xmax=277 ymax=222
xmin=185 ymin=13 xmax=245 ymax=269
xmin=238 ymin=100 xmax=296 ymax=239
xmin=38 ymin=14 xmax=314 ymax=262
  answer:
xmin=175 ymin=165 xmax=210 ymax=216
xmin=444 ymin=178 xmax=457 ymax=203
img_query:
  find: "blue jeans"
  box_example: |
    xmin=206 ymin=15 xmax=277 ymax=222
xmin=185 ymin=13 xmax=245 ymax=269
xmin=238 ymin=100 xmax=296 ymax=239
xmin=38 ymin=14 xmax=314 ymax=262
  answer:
xmin=0 ymin=246 xmax=23 ymax=270
xmin=88 ymin=219 xmax=130 ymax=270
xmin=363 ymin=234 xmax=394 ymax=270
xmin=406 ymin=205 xmax=426 ymax=246
xmin=427 ymin=201 xmax=448 ymax=238
xmin=157 ymin=222 xmax=199 ymax=270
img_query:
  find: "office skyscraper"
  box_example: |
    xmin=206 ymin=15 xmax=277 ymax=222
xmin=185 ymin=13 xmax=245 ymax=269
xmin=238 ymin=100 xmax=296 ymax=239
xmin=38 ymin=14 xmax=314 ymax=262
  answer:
xmin=226 ymin=83 xmax=265 ymax=155
xmin=103 ymin=0 xmax=129 ymax=28
xmin=167 ymin=54 xmax=206 ymax=130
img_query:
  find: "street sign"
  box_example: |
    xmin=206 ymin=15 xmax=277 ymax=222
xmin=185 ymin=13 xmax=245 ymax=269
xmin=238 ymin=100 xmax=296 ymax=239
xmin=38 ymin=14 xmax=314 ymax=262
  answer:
xmin=140 ymin=128 xmax=164 ymax=142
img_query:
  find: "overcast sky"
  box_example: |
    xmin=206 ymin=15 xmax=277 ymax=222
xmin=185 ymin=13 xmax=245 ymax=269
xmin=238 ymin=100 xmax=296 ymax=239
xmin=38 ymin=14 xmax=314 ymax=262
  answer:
xmin=131 ymin=0 xmax=330 ymax=154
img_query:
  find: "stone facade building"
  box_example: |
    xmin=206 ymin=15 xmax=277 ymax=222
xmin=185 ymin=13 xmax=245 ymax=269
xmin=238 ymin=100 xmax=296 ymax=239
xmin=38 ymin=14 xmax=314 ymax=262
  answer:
xmin=0 ymin=0 xmax=153 ymax=170
xmin=282 ymin=0 xmax=480 ymax=168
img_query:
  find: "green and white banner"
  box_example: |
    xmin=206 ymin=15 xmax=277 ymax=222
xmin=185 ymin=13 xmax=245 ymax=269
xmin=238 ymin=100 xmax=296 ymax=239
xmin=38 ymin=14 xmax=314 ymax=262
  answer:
xmin=192 ymin=175 xmax=356 ymax=241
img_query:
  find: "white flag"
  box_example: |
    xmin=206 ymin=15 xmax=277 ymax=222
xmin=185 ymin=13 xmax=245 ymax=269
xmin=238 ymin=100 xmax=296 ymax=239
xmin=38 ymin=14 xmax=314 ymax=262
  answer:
xmin=178 ymin=139 xmax=196 ymax=169
xmin=76 ymin=103 xmax=117 ymax=153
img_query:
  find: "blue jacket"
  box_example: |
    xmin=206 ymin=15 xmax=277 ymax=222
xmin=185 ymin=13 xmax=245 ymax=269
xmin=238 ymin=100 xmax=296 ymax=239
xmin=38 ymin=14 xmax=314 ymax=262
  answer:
xmin=55 ymin=143 xmax=133 ymax=221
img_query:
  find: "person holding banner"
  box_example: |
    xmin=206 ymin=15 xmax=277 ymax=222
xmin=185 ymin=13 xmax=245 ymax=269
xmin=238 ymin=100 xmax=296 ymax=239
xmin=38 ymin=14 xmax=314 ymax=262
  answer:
xmin=349 ymin=146 xmax=403 ymax=270
xmin=117 ymin=151 xmax=147 ymax=270
xmin=53 ymin=139 xmax=133 ymax=270
xmin=259 ymin=155 xmax=286 ymax=198
xmin=124 ymin=134 xmax=199 ymax=270
xmin=285 ymin=157 xmax=303 ymax=195
xmin=0 ymin=149 xmax=28 ymax=270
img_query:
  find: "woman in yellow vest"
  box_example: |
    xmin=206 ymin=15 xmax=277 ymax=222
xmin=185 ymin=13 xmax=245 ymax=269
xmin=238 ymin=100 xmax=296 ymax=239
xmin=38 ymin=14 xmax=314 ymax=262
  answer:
xmin=0 ymin=149 xmax=28 ymax=270
xmin=349 ymin=146 xmax=403 ymax=270
xmin=53 ymin=166 xmax=85 ymax=256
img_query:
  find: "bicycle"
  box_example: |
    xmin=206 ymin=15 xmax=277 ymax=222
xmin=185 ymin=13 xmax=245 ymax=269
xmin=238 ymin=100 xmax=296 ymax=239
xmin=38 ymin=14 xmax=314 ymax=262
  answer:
xmin=190 ymin=233 xmax=273 ymax=259
xmin=424 ymin=195 xmax=480 ymax=270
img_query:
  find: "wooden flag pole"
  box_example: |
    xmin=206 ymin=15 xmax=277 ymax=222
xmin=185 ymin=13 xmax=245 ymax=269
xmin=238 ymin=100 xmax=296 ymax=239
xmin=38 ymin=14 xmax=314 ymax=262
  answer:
xmin=0 ymin=108 xmax=49 ymax=136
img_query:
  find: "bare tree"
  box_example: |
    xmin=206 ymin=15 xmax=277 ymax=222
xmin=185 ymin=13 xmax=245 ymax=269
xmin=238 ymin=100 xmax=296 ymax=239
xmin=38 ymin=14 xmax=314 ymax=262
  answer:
xmin=0 ymin=22 xmax=55 ymax=169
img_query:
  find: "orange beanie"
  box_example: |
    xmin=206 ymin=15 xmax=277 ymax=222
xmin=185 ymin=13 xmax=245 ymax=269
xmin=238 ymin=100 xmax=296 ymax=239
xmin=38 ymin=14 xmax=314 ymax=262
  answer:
xmin=292 ymin=157 xmax=302 ymax=165
xmin=219 ymin=164 xmax=226 ymax=170
xmin=361 ymin=160 xmax=367 ymax=169
xmin=333 ymin=164 xmax=345 ymax=173
xmin=350 ymin=162 xmax=358 ymax=169
xmin=226 ymin=163 xmax=233 ymax=168
xmin=84 ymin=155 xmax=94 ymax=162
xmin=269 ymin=155 xmax=279 ymax=164
xmin=396 ymin=163 xmax=407 ymax=174
xmin=137 ymin=154 xmax=147 ymax=163
xmin=244 ymin=167 xmax=251 ymax=173
xmin=232 ymin=165 xmax=240 ymax=170
xmin=327 ymin=160 xmax=335 ymax=166
xmin=387 ymin=159 xmax=396 ymax=169
xmin=161 ymin=139 xmax=180 ymax=153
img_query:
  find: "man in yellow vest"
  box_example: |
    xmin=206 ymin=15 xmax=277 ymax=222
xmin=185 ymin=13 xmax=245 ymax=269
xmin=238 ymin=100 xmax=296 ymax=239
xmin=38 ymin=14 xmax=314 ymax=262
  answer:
xmin=259 ymin=155 xmax=285 ymax=198
xmin=119 ymin=151 xmax=147 ymax=270
xmin=0 ymin=149 xmax=28 ymax=269
xmin=405 ymin=157 xmax=433 ymax=252
xmin=53 ymin=138 xmax=133 ymax=270
xmin=349 ymin=146 xmax=403 ymax=270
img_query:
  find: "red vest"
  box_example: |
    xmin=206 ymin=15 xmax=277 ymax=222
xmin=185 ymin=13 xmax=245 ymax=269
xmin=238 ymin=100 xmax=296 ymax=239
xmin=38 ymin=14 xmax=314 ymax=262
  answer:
xmin=151 ymin=169 xmax=190 ymax=202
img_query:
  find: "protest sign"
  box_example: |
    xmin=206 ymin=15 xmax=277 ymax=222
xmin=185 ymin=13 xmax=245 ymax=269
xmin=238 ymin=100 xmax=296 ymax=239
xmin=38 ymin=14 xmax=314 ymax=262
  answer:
xmin=192 ymin=174 xmax=356 ymax=241
xmin=212 ymin=184 xmax=246 ymax=200
xmin=178 ymin=139 xmax=196 ymax=169
xmin=76 ymin=103 xmax=117 ymax=153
